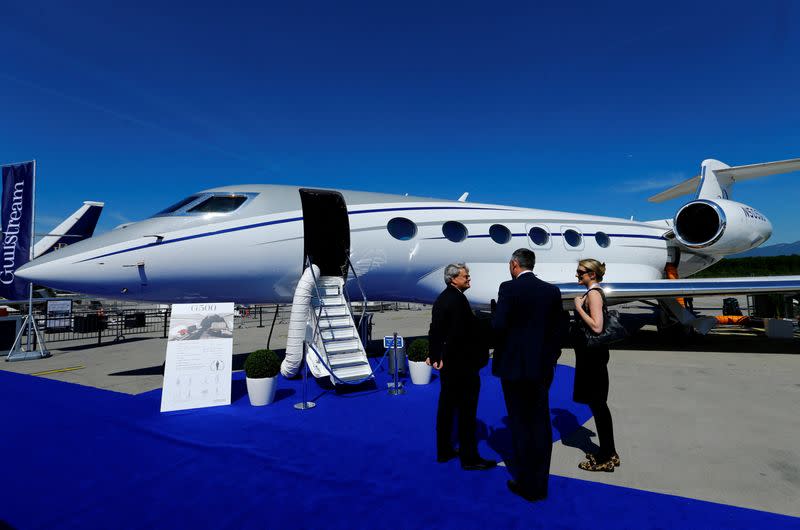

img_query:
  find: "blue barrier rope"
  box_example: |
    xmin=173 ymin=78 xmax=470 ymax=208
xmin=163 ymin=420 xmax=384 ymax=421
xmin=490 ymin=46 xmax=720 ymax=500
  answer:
xmin=307 ymin=342 xmax=399 ymax=386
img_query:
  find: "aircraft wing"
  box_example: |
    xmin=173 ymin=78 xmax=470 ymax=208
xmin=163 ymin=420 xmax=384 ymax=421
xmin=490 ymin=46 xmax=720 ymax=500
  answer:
xmin=553 ymin=276 xmax=800 ymax=300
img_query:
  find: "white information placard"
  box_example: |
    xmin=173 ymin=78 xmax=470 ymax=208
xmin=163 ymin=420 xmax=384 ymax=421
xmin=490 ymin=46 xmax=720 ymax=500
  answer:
xmin=46 ymin=300 xmax=73 ymax=330
xmin=160 ymin=303 xmax=234 ymax=413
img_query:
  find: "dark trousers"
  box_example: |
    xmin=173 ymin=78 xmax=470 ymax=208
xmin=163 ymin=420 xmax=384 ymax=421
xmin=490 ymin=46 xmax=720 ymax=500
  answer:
xmin=501 ymin=378 xmax=552 ymax=495
xmin=436 ymin=369 xmax=480 ymax=463
xmin=588 ymin=401 xmax=616 ymax=461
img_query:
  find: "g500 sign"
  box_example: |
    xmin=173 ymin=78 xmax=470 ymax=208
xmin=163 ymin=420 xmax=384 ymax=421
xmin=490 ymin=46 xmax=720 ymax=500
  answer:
xmin=191 ymin=304 xmax=217 ymax=312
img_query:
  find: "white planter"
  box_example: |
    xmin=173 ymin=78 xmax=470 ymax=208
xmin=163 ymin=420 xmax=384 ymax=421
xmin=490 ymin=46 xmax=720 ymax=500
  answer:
xmin=246 ymin=375 xmax=278 ymax=406
xmin=408 ymin=360 xmax=432 ymax=385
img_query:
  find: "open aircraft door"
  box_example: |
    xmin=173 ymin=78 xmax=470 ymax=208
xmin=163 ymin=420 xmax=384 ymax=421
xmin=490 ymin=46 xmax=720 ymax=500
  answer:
xmin=299 ymin=188 xmax=351 ymax=277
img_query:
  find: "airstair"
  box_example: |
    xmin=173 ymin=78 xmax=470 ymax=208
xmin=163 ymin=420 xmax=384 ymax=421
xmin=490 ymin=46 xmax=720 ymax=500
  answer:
xmin=310 ymin=274 xmax=372 ymax=384
xmin=281 ymin=257 xmax=372 ymax=386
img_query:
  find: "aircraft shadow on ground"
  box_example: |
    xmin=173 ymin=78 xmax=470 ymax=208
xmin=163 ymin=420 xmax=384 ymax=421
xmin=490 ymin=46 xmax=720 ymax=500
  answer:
xmin=612 ymin=328 xmax=799 ymax=354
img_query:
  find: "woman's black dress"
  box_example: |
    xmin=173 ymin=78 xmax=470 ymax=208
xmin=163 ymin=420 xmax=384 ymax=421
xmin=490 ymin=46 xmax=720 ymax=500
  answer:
xmin=572 ymin=288 xmax=610 ymax=404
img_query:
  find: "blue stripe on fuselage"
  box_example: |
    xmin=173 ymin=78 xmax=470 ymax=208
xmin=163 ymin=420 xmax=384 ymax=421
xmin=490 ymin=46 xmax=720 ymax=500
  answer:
xmin=75 ymin=206 xmax=510 ymax=263
xmin=75 ymin=206 xmax=664 ymax=263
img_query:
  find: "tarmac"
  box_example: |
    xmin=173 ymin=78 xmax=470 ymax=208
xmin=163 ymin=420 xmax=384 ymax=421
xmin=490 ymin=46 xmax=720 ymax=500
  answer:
xmin=2 ymin=296 xmax=799 ymax=518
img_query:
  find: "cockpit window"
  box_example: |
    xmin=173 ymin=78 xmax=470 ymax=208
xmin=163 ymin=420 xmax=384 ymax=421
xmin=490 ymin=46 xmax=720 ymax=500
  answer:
xmin=152 ymin=192 xmax=257 ymax=217
xmin=155 ymin=195 xmax=201 ymax=216
xmin=187 ymin=195 xmax=248 ymax=214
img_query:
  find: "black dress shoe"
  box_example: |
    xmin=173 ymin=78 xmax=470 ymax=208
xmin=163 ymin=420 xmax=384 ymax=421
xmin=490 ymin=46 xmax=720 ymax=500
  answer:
xmin=507 ymin=480 xmax=546 ymax=502
xmin=436 ymin=448 xmax=459 ymax=463
xmin=461 ymin=457 xmax=497 ymax=471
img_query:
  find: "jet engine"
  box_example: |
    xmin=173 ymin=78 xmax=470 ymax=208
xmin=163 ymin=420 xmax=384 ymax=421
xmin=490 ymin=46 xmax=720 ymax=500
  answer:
xmin=672 ymin=199 xmax=772 ymax=254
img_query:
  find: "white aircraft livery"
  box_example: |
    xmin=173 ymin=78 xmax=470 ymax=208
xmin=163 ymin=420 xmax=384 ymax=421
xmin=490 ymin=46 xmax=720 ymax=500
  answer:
xmin=15 ymin=157 xmax=800 ymax=308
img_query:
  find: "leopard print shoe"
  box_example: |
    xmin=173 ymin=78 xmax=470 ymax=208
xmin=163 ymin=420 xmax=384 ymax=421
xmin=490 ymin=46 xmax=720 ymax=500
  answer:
xmin=578 ymin=457 xmax=615 ymax=472
xmin=584 ymin=452 xmax=621 ymax=467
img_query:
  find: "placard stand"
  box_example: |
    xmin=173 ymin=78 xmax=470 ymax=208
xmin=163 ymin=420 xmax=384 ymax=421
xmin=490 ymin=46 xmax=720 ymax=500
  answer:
xmin=387 ymin=332 xmax=405 ymax=395
xmin=294 ymin=340 xmax=316 ymax=410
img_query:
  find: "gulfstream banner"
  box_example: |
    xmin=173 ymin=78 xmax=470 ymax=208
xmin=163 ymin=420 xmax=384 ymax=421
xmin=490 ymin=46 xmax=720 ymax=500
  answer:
xmin=1 ymin=161 xmax=34 ymax=300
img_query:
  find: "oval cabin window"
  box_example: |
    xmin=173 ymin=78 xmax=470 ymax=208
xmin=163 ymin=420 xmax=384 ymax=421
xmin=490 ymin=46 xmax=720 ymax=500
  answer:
xmin=489 ymin=224 xmax=511 ymax=244
xmin=442 ymin=221 xmax=468 ymax=242
xmin=564 ymin=229 xmax=582 ymax=247
xmin=528 ymin=227 xmax=550 ymax=246
xmin=387 ymin=217 xmax=417 ymax=240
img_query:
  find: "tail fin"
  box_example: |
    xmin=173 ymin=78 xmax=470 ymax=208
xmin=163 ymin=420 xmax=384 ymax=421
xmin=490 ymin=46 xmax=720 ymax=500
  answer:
xmin=648 ymin=157 xmax=800 ymax=203
xmin=33 ymin=201 xmax=104 ymax=258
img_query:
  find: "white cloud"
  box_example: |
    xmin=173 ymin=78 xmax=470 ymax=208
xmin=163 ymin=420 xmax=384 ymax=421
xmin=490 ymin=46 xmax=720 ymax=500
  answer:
xmin=35 ymin=215 xmax=65 ymax=228
xmin=622 ymin=172 xmax=687 ymax=193
xmin=108 ymin=211 xmax=131 ymax=224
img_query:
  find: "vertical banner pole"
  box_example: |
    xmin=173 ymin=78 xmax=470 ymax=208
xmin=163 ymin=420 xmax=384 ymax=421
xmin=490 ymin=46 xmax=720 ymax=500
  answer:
xmin=26 ymin=160 xmax=35 ymax=352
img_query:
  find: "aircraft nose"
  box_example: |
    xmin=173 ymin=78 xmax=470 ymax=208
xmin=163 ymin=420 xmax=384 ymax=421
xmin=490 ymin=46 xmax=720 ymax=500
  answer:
xmin=16 ymin=256 xmax=76 ymax=289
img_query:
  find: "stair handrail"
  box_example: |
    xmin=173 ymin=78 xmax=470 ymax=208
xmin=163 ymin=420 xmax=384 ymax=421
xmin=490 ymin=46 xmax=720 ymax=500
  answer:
xmin=306 ymin=341 xmax=393 ymax=386
xmin=343 ymin=254 xmax=368 ymax=332
xmin=303 ymin=256 xmax=332 ymax=369
xmin=303 ymin=256 xmax=382 ymax=385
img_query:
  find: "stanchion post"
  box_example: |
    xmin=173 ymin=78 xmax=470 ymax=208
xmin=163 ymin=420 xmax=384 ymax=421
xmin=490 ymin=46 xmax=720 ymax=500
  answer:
xmin=388 ymin=331 xmax=405 ymax=395
xmin=294 ymin=340 xmax=316 ymax=410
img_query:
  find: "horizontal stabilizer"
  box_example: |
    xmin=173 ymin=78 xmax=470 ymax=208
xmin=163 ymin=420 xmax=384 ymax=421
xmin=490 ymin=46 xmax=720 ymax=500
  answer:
xmin=648 ymin=156 xmax=800 ymax=203
xmin=715 ymin=157 xmax=800 ymax=180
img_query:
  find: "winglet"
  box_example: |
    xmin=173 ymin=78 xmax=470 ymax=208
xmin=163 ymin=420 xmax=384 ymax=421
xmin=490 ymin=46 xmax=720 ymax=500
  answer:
xmin=458 ymin=192 xmax=469 ymax=202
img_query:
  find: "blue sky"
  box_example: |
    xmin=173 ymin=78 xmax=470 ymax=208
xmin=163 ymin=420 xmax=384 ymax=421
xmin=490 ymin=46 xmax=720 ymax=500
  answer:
xmin=2 ymin=0 xmax=799 ymax=243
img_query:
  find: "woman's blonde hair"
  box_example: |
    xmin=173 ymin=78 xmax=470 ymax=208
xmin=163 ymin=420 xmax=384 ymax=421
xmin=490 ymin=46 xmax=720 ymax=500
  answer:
xmin=579 ymin=259 xmax=606 ymax=282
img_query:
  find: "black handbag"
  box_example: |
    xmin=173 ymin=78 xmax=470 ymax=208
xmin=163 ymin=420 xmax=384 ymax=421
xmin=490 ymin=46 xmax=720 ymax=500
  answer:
xmin=580 ymin=288 xmax=629 ymax=347
xmin=584 ymin=308 xmax=628 ymax=347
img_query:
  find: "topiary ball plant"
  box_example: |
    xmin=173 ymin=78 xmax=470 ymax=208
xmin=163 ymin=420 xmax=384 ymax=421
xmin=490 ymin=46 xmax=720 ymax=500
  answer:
xmin=407 ymin=338 xmax=430 ymax=363
xmin=244 ymin=349 xmax=280 ymax=379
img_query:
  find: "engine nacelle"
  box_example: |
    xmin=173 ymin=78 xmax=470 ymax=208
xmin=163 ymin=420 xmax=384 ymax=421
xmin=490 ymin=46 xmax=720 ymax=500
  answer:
xmin=673 ymin=199 xmax=772 ymax=255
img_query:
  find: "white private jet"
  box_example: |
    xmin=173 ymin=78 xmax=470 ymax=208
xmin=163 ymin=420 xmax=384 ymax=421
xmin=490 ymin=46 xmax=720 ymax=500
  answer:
xmin=15 ymin=158 xmax=800 ymax=382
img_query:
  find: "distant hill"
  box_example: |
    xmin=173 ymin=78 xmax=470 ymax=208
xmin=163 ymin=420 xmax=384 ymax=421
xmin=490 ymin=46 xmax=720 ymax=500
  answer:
xmin=691 ymin=255 xmax=800 ymax=278
xmin=733 ymin=240 xmax=800 ymax=258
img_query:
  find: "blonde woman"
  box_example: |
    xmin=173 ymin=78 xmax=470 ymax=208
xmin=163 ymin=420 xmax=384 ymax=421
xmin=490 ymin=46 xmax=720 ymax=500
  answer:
xmin=572 ymin=259 xmax=619 ymax=472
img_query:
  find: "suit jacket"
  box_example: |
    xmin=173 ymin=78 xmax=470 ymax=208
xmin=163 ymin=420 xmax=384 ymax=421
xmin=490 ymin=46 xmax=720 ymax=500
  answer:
xmin=491 ymin=272 xmax=567 ymax=382
xmin=428 ymin=285 xmax=488 ymax=371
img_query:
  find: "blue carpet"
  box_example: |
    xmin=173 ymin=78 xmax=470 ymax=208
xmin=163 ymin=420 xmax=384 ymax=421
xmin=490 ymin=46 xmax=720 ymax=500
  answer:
xmin=1 ymin=361 xmax=798 ymax=530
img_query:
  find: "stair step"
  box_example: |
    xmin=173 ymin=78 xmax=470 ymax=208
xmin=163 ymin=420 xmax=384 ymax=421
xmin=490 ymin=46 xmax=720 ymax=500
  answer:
xmin=318 ymin=286 xmax=341 ymax=296
xmin=324 ymin=339 xmax=362 ymax=353
xmin=317 ymin=317 xmax=352 ymax=329
xmin=321 ymin=328 xmax=356 ymax=341
xmin=328 ymin=351 xmax=368 ymax=368
xmin=313 ymin=296 xmax=345 ymax=307
xmin=315 ymin=305 xmax=349 ymax=317
xmin=333 ymin=363 xmax=373 ymax=382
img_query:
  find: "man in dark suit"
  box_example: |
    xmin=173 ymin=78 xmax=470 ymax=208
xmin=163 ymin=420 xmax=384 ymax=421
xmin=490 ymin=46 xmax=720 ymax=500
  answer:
xmin=428 ymin=263 xmax=496 ymax=471
xmin=492 ymin=248 xmax=566 ymax=501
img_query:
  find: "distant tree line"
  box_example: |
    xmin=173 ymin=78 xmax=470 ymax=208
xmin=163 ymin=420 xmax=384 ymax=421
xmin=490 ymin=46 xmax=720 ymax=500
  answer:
xmin=691 ymin=255 xmax=800 ymax=278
